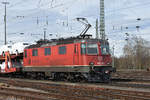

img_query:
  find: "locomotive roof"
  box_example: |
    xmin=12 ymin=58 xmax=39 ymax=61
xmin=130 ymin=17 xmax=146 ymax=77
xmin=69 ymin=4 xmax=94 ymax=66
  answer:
xmin=25 ymin=37 xmax=109 ymax=49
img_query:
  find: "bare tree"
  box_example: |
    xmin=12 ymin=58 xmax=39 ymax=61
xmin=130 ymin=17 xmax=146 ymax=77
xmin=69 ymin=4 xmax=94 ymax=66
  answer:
xmin=116 ymin=36 xmax=150 ymax=70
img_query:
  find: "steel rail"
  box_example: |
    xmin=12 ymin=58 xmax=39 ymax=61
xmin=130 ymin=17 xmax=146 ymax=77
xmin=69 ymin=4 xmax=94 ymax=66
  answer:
xmin=0 ymin=77 xmax=150 ymax=100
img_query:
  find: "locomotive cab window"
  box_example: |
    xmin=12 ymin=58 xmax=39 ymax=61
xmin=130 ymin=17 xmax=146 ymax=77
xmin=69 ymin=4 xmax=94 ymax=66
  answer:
xmin=59 ymin=46 xmax=66 ymax=54
xmin=45 ymin=48 xmax=51 ymax=55
xmin=101 ymin=44 xmax=110 ymax=55
xmin=87 ymin=43 xmax=98 ymax=55
xmin=81 ymin=43 xmax=86 ymax=54
xmin=32 ymin=49 xmax=38 ymax=56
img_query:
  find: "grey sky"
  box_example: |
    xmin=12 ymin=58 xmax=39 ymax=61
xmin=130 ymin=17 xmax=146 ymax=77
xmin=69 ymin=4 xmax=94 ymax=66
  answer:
xmin=0 ymin=0 xmax=150 ymax=56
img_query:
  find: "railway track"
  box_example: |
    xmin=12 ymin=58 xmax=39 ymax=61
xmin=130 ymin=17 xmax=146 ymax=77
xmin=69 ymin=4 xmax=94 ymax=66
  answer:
xmin=0 ymin=87 xmax=55 ymax=100
xmin=0 ymin=87 xmax=94 ymax=100
xmin=112 ymin=70 xmax=150 ymax=81
xmin=0 ymin=77 xmax=150 ymax=100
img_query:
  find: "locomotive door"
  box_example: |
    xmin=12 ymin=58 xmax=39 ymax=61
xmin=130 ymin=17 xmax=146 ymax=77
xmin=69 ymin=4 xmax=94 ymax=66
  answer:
xmin=27 ymin=50 xmax=31 ymax=65
xmin=73 ymin=44 xmax=79 ymax=65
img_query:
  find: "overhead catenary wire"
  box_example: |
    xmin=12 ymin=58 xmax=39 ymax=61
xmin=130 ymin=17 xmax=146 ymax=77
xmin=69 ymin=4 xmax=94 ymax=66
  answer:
xmin=107 ymin=0 xmax=150 ymax=40
xmin=106 ymin=1 xmax=150 ymax=13
xmin=0 ymin=0 xmax=150 ymax=43
xmin=0 ymin=0 xmax=148 ymax=27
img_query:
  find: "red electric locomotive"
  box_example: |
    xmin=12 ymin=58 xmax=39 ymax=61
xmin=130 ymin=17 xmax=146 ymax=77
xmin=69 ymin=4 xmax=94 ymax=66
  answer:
xmin=23 ymin=37 xmax=113 ymax=82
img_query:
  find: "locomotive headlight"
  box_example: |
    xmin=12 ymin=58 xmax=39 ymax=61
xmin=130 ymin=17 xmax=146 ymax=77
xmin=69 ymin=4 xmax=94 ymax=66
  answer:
xmin=107 ymin=63 xmax=110 ymax=65
xmin=105 ymin=70 xmax=109 ymax=74
xmin=89 ymin=62 xmax=94 ymax=66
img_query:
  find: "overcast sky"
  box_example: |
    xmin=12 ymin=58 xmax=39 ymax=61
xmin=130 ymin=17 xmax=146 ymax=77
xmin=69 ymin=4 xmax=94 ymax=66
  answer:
xmin=0 ymin=0 xmax=150 ymax=57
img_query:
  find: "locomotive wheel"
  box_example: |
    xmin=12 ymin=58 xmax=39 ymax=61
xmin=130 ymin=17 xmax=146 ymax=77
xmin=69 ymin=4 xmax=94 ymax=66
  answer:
xmin=66 ymin=73 xmax=75 ymax=82
xmin=102 ymin=74 xmax=111 ymax=83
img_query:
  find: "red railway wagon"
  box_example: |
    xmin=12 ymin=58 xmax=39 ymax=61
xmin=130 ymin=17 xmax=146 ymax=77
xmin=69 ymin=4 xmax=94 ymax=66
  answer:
xmin=23 ymin=38 xmax=114 ymax=82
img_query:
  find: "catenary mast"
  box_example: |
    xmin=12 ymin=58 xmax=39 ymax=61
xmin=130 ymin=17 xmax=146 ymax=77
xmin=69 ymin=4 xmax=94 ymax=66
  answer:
xmin=96 ymin=19 xmax=99 ymax=39
xmin=2 ymin=2 xmax=9 ymax=45
xmin=99 ymin=0 xmax=105 ymax=40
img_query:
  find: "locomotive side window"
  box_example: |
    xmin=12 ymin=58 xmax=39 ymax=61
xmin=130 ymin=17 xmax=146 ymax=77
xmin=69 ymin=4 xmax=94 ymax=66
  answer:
xmin=32 ymin=49 xmax=38 ymax=56
xmin=59 ymin=46 xmax=66 ymax=54
xmin=45 ymin=48 xmax=51 ymax=55
xmin=81 ymin=43 xmax=86 ymax=54
xmin=24 ymin=50 xmax=27 ymax=58
xmin=87 ymin=43 xmax=98 ymax=55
